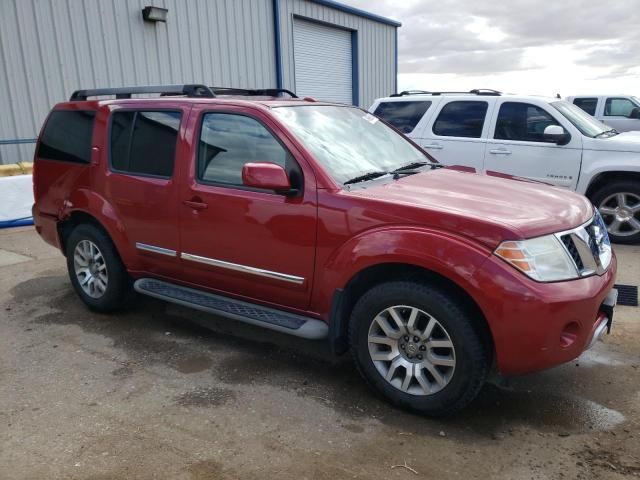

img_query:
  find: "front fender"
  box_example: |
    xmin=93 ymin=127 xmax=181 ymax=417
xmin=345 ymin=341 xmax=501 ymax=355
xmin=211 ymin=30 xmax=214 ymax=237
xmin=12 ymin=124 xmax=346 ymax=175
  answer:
xmin=61 ymin=188 xmax=140 ymax=269
xmin=310 ymin=226 xmax=493 ymax=317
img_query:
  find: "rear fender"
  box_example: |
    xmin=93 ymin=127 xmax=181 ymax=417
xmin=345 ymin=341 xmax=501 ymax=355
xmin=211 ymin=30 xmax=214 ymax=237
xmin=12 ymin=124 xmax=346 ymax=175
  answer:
xmin=60 ymin=189 xmax=140 ymax=269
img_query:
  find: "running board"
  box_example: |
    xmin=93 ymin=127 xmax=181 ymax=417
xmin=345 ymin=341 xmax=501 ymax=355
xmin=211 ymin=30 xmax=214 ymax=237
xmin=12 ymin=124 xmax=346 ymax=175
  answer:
xmin=134 ymin=278 xmax=328 ymax=340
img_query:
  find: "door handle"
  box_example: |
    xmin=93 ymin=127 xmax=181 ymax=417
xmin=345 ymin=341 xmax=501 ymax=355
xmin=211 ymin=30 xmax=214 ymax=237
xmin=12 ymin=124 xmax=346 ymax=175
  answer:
xmin=489 ymin=148 xmax=512 ymax=155
xmin=423 ymin=143 xmax=443 ymax=150
xmin=182 ymin=198 xmax=208 ymax=210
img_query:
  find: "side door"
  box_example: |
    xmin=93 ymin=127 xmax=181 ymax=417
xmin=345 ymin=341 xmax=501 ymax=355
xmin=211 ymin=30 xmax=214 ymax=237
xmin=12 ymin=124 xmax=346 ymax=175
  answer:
xmin=484 ymin=100 xmax=582 ymax=189
xmin=97 ymin=105 xmax=187 ymax=278
xmin=178 ymin=104 xmax=317 ymax=310
xmin=602 ymin=97 xmax=640 ymax=132
xmin=418 ymin=99 xmax=493 ymax=169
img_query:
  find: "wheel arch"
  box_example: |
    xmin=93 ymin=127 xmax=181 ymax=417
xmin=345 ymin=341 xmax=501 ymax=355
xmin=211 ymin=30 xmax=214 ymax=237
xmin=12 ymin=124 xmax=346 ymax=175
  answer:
xmin=585 ymin=170 xmax=640 ymax=199
xmin=329 ymin=262 xmax=495 ymax=361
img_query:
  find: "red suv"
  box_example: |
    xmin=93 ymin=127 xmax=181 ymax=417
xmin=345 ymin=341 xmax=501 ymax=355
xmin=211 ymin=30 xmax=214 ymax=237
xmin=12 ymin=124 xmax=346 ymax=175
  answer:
xmin=33 ymin=84 xmax=618 ymax=416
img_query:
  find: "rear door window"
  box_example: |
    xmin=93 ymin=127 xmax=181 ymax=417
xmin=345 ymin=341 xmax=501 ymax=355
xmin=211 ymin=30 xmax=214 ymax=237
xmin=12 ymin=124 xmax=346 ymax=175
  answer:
xmin=494 ymin=102 xmax=561 ymax=142
xmin=572 ymin=98 xmax=598 ymax=116
xmin=432 ymin=101 xmax=488 ymax=138
xmin=37 ymin=110 xmax=96 ymax=163
xmin=373 ymin=101 xmax=432 ymax=134
xmin=110 ymin=110 xmax=181 ymax=178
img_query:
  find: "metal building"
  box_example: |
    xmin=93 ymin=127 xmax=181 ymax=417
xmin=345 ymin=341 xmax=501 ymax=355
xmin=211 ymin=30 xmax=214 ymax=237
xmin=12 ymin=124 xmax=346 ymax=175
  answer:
xmin=0 ymin=0 xmax=400 ymax=164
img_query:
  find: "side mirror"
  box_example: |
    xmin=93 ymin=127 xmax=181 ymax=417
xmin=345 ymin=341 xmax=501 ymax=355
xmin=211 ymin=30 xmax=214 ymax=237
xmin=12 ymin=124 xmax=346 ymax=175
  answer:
xmin=628 ymin=107 xmax=640 ymax=119
xmin=543 ymin=125 xmax=571 ymax=145
xmin=242 ymin=162 xmax=295 ymax=194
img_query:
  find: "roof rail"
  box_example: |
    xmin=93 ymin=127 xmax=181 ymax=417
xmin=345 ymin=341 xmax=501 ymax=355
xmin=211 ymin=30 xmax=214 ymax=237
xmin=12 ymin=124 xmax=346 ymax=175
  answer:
xmin=390 ymin=90 xmax=432 ymax=97
xmin=69 ymin=84 xmax=215 ymax=101
xmin=389 ymin=89 xmax=502 ymax=98
xmin=211 ymin=87 xmax=299 ymax=98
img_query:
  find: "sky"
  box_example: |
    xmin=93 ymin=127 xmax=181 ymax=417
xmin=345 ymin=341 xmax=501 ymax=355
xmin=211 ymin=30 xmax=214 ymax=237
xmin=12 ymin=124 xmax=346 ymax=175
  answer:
xmin=342 ymin=0 xmax=640 ymax=97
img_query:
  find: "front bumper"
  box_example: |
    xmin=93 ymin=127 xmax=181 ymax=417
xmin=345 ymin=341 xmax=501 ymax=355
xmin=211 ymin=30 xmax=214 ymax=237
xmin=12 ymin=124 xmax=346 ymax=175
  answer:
xmin=472 ymin=252 xmax=617 ymax=376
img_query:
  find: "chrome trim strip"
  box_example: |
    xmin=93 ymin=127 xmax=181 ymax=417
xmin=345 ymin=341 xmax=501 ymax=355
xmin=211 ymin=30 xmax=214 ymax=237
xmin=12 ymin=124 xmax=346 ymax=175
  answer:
xmin=181 ymin=253 xmax=305 ymax=285
xmin=135 ymin=242 xmax=177 ymax=257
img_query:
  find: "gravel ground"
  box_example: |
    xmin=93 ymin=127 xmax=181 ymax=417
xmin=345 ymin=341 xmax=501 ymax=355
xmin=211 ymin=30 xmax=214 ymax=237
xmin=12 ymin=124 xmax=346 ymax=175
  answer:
xmin=1 ymin=226 xmax=639 ymax=480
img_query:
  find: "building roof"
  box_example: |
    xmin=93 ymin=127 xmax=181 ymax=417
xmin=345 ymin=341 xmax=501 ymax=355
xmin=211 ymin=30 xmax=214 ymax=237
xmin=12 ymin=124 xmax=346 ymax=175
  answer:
xmin=308 ymin=0 xmax=402 ymax=27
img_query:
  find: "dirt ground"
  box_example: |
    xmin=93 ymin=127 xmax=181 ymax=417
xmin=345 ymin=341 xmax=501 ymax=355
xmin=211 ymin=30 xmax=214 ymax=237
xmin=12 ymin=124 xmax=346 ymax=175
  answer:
xmin=0 ymin=226 xmax=639 ymax=480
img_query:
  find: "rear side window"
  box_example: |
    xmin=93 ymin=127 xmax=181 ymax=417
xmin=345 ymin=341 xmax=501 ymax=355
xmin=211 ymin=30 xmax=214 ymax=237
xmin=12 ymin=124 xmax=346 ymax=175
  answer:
xmin=572 ymin=98 xmax=598 ymax=116
xmin=494 ymin=102 xmax=560 ymax=142
xmin=373 ymin=101 xmax=432 ymax=133
xmin=198 ymin=113 xmax=291 ymax=187
xmin=110 ymin=111 xmax=181 ymax=178
xmin=432 ymin=101 xmax=488 ymax=138
xmin=37 ymin=110 xmax=96 ymax=163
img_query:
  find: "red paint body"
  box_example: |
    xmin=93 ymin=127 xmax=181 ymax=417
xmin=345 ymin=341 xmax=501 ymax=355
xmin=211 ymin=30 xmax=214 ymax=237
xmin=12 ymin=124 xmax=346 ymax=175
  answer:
xmin=32 ymin=97 xmax=617 ymax=376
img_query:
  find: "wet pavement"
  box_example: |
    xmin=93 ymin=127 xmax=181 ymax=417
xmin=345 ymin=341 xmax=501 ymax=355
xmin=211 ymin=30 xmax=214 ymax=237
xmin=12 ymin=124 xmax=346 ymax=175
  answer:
xmin=1 ymin=227 xmax=639 ymax=479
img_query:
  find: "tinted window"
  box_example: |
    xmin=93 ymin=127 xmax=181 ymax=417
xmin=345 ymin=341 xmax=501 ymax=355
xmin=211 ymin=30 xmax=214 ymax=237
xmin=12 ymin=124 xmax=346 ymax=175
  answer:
xmin=494 ymin=102 xmax=560 ymax=142
xmin=572 ymin=98 xmax=598 ymax=116
xmin=432 ymin=101 xmax=488 ymax=138
xmin=38 ymin=110 xmax=96 ymax=163
xmin=198 ymin=114 xmax=291 ymax=187
xmin=110 ymin=111 xmax=181 ymax=178
xmin=373 ymin=101 xmax=432 ymax=133
xmin=604 ymin=97 xmax=637 ymax=116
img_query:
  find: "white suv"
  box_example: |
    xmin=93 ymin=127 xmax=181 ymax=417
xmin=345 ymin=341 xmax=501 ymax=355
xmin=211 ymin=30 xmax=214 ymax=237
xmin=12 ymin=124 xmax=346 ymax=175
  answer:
xmin=369 ymin=90 xmax=640 ymax=244
xmin=566 ymin=95 xmax=640 ymax=132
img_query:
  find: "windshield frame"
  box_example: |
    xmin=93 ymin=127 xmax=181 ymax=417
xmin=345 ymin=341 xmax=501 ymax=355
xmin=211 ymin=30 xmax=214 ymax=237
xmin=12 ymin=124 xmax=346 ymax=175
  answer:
xmin=271 ymin=104 xmax=438 ymax=188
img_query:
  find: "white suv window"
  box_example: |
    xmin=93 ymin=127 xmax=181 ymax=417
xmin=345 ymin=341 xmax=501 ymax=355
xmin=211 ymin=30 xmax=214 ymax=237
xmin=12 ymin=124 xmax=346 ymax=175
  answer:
xmin=494 ymin=102 xmax=560 ymax=142
xmin=432 ymin=101 xmax=488 ymax=138
xmin=373 ymin=101 xmax=432 ymax=134
xmin=604 ymin=98 xmax=637 ymax=117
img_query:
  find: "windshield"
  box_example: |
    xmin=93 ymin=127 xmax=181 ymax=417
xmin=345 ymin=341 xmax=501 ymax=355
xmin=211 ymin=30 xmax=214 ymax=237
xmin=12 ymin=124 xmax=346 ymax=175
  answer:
xmin=272 ymin=105 xmax=431 ymax=185
xmin=551 ymin=100 xmax=616 ymax=138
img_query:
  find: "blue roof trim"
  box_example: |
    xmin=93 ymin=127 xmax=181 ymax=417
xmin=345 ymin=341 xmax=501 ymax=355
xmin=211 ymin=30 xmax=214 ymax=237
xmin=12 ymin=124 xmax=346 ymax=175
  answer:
xmin=309 ymin=0 xmax=401 ymax=27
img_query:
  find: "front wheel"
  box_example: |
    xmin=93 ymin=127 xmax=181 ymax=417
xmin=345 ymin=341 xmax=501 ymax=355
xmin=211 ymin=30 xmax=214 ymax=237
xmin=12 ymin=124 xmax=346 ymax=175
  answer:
xmin=349 ymin=281 xmax=490 ymax=416
xmin=592 ymin=181 xmax=640 ymax=244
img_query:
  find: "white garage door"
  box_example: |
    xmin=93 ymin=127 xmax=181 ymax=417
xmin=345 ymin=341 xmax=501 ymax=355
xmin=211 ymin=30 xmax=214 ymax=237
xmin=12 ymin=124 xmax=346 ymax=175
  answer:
xmin=293 ymin=19 xmax=353 ymax=104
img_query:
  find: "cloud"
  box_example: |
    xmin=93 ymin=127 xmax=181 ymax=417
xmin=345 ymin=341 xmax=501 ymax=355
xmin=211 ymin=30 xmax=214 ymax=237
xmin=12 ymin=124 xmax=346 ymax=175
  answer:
xmin=341 ymin=0 xmax=640 ymax=79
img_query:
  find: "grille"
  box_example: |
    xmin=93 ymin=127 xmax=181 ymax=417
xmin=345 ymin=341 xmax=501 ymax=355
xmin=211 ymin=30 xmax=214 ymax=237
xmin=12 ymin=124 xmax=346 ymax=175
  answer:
xmin=560 ymin=235 xmax=584 ymax=271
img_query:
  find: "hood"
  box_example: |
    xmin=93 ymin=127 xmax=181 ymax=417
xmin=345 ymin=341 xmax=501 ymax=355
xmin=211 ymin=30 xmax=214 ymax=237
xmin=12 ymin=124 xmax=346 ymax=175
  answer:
xmin=584 ymin=131 xmax=640 ymax=152
xmin=345 ymin=168 xmax=594 ymax=247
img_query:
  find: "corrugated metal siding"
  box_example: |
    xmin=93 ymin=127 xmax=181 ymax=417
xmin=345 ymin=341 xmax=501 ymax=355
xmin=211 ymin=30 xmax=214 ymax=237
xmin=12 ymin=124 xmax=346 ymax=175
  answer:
xmin=293 ymin=19 xmax=352 ymax=104
xmin=0 ymin=0 xmax=277 ymax=164
xmin=278 ymin=0 xmax=396 ymax=108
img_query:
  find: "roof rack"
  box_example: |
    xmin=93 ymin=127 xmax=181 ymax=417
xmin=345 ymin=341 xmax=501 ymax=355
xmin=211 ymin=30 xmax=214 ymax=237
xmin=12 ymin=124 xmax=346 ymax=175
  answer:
xmin=390 ymin=89 xmax=502 ymax=97
xmin=211 ymin=87 xmax=299 ymax=98
xmin=69 ymin=84 xmax=215 ymax=101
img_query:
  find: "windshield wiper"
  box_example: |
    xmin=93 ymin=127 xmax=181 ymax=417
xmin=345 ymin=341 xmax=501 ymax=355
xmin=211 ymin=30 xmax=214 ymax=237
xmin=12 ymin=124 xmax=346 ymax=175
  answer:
xmin=343 ymin=171 xmax=389 ymax=185
xmin=391 ymin=161 xmax=443 ymax=173
xmin=595 ymin=129 xmax=618 ymax=138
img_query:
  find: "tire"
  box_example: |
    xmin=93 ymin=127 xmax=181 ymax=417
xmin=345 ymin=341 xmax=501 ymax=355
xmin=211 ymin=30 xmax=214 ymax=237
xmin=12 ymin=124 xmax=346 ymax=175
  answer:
xmin=349 ymin=281 xmax=489 ymax=416
xmin=65 ymin=223 xmax=130 ymax=312
xmin=591 ymin=181 xmax=640 ymax=245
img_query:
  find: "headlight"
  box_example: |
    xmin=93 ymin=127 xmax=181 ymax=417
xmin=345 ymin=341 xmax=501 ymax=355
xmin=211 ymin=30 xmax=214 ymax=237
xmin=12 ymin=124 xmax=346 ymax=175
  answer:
xmin=494 ymin=235 xmax=579 ymax=282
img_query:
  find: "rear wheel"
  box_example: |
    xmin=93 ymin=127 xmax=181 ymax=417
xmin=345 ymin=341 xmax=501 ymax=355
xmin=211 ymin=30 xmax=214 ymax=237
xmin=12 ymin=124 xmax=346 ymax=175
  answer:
xmin=349 ymin=281 xmax=489 ymax=416
xmin=66 ymin=224 xmax=130 ymax=312
xmin=592 ymin=181 xmax=640 ymax=244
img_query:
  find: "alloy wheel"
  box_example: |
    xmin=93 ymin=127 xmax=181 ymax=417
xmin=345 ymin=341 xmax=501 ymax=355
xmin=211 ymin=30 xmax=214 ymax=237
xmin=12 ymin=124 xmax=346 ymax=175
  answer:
xmin=367 ymin=305 xmax=456 ymax=396
xmin=598 ymin=192 xmax=640 ymax=237
xmin=73 ymin=240 xmax=108 ymax=298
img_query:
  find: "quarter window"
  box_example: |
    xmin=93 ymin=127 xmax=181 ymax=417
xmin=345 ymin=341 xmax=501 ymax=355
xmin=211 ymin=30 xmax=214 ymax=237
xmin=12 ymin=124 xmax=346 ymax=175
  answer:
xmin=604 ymin=98 xmax=637 ymax=117
xmin=572 ymin=98 xmax=598 ymax=116
xmin=494 ymin=102 xmax=560 ymax=142
xmin=373 ymin=101 xmax=432 ymax=134
xmin=432 ymin=101 xmax=488 ymax=138
xmin=37 ymin=110 xmax=96 ymax=163
xmin=110 ymin=111 xmax=181 ymax=178
xmin=198 ymin=113 xmax=294 ymax=188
